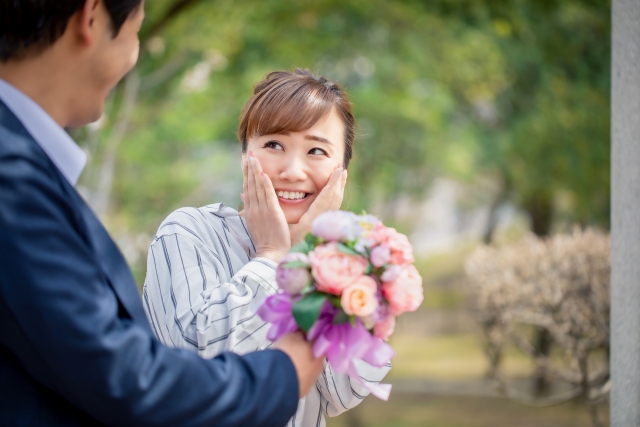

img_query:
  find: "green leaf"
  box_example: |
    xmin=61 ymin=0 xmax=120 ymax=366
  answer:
xmin=292 ymin=292 xmax=327 ymax=333
xmin=291 ymin=242 xmax=311 ymax=254
xmin=365 ymin=262 xmax=373 ymax=275
xmin=305 ymin=233 xmax=320 ymax=246
xmin=337 ymin=243 xmax=360 ymax=256
xmin=282 ymin=260 xmax=310 ymax=269
xmin=328 ymin=295 xmax=342 ymax=308
xmin=332 ymin=309 xmax=350 ymax=325
xmin=349 ymin=315 xmax=357 ymax=327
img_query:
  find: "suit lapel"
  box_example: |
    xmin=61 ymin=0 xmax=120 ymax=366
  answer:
xmin=70 ymin=191 xmax=152 ymax=333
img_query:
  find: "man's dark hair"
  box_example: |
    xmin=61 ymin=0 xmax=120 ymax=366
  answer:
xmin=0 ymin=0 xmax=143 ymax=62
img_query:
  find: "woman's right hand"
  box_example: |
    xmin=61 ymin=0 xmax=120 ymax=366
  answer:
xmin=241 ymin=151 xmax=291 ymax=263
xmin=289 ymin=165 xmax=347 ymax=246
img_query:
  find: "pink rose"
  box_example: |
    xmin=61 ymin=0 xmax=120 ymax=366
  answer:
xmin=381 ymin=264 xmax=423 ymax=315
xmin=387 ymin=230 xmax=415 ymax=265
xmin=369 ymin=227 xmax=414 ymax=265
xmin=380 ymin=264 xmax=402 ymax=282
xmin=341 ymin=276 xmax=379 ymax=317
xmin=367 ymin=223 xmax=390 ymax=246
xmin=370 ymin=245 xmax=391 ymax=267
xmin=309 ymin=242 xmax=368 ymax=295
xmin=374 ymin=315 xmax=396 ymax=341
xmin=276 ymin=253 xmax=311 ymax=294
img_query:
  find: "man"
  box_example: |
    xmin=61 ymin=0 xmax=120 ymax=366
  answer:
xmin=0 ymin=1 xmax=325 ymax=426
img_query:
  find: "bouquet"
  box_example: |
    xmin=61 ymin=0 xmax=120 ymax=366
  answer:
xmin=257 ymin=211 xmax=424 ymax=400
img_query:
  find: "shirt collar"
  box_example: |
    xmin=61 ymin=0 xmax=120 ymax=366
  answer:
xmin=0 ymin=79 xmax=86 ymax=185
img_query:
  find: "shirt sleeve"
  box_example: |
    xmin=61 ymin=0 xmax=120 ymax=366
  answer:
xmin=143 ymin=231 xmax=278 ymax=358
xmin=316 ymin=359 xmax=392 ymax=417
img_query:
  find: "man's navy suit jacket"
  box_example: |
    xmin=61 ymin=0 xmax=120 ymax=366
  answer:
xmin=0 ymin=100 xmax=298 ymax=427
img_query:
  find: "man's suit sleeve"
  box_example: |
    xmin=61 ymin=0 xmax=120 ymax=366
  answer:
xmin=0 ymin=155 xmax=299 ymax=427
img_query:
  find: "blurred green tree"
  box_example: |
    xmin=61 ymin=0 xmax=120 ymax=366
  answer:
xmin=72 ymin=0 xmax=610 ymax=278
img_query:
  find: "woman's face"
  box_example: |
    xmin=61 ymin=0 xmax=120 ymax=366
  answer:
xmin=245 ymin=107 xmax=346 ymax=224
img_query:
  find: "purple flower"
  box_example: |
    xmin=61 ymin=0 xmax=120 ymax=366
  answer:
xmin=276 ymin=253 xmax=311 ymax=294
xmin=311 ymin=211 xmax=361 ymax=242
xmin=370 ymin=245 xmax=391 ymax=268
xmin=370 ymin=291 xmax=391 ymax=323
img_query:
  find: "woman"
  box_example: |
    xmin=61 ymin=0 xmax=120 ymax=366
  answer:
xmin=142 ymin=69 xmax=391 ymax=427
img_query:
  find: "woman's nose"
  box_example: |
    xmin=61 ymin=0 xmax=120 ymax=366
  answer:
xmin=279 ymin=157 xmax=308 ymax=182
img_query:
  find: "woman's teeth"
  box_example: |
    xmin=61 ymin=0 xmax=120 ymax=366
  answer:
xmin=277 ymin=191 xmax=307 ymax=200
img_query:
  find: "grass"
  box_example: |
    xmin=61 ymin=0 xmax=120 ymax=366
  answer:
xmin=326 ymin=395 xmax=609 ymax=427
xmin=387 ymin=334 xmax=532 ymax=380
xmin=415 ymin=245 xmax=475 ymax=286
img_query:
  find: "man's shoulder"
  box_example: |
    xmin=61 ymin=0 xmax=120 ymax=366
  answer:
xmin=0 ymin=101 xmax=51 ymax=175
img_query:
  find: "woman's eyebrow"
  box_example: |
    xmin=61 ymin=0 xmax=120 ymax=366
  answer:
xmin=304 ymin=135 xmax=333 ymax=145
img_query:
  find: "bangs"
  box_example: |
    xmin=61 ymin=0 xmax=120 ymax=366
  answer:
xmin=242 ymin=80 xmax=337 ymax=142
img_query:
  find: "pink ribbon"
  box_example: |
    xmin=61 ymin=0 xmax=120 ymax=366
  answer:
xmin=259 ymin=295 xmax=395 ymax=400
xmin=257 ymin=293 xmax=299 ymax=341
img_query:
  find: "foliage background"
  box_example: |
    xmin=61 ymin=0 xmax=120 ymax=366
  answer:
xmin=72 ymin=0 xmax=611 ymax=425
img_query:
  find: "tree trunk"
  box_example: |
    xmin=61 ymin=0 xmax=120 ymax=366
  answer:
xmin=523 ymin=190 xmax=553 ymax=237
xmin=482 ymin=177 xmax=510 ymax=244
xmin=532 ymin=327 xmax=552 ymax=396
xmin=523 ymin=190 xmax=554 ymax=394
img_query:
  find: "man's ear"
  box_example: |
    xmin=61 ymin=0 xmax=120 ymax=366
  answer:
xmin=77 ymin=0 xmax=102 ymax=47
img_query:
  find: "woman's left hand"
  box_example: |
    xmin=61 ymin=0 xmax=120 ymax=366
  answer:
xmin=289 ymin=165 xmax=348 ymax=246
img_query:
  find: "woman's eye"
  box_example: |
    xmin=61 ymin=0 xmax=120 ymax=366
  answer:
xmin=309 ymin=147 xmax=328 ymax=156
xmin=264 ymin=141 xmax=284 ymax=151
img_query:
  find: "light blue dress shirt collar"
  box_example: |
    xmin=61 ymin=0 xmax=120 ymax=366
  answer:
xmin=0 ymin=79 xmax=87 ymax=185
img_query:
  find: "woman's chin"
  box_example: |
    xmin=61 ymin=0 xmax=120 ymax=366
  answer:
xmin=283 ymin=210 xmax=304 ymax=225
xmin=281 ymin=206 xmax=307 ymax=225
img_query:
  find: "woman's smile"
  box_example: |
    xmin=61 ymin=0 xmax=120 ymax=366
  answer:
xmin=276 ymin=190 xmax=312 ymax=206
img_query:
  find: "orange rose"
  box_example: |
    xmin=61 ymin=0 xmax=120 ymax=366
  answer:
xmin=340 ymin=276 xmax=379 ymax=317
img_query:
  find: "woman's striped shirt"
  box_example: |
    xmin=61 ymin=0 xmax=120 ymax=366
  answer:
xmin=142 ymin=203 xmax=391 ymax=427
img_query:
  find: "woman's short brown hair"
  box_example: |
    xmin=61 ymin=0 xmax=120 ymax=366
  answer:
xmin=237 ymin=68 xmax=355 ymax=168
